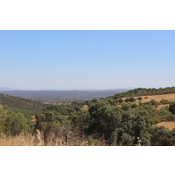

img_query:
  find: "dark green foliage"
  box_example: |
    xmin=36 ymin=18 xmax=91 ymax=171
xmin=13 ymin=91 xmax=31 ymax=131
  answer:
xmin=107 ymin=110 xmax=151 ymax=145
xmin=169 ymin=102 xmax=175 ymax=114
xmin=129 ymin=97 xmax=136 ymax=102
xmin=69 ymin=110 xmax=90 ymax=132
xmin=113 ymin=99 xmax=119 ymax=103
xmin=87 ymin=98 xmax=152 ymax=145
xmin=119 ymin=133 xmax=134 ymax=146
xmin=85 ymin=100 xmax=91 ymax=107
xmin=137 ymin=97 xmax=142 ymax=101
xmin=159 ymin=107 xmax=171 ymax=116
xmin=35 ymin=111 xmax=71 ymax=144
xmin=166 ymin=116 xmax=175 ymax=121
xmin=121 ymin=103 xmax=132 ymax=111
xmin=0 ymin=105 xmax=7 ymax=133
xmin=91 ymin=98 xmax=98 ymax=103
xmin=44 ymin=101 xmax=85 ymax=116
xmin=118 ymin=98 xmax=124 ymax=104
xmin=149 ymin=126 xmax=175 ymax=146
xmin=149 ymin=99 xmax=159 ymax=106
xmin=88 ymin=100 xmax=122 ymax=140
xmin=107 ymin=100 xmax=116 ymax=106
xmin=142 ymin=104 xmax=158 ymax=117
xmin=4 ymin=112 xmax=34 ymax=136
xmin=131 ymin=103 xmax=138 ymax=108
xmin=160 ymin=99 xmax=170 ymax=104
xmin=125 ymin=98 xmax=129 ymax=102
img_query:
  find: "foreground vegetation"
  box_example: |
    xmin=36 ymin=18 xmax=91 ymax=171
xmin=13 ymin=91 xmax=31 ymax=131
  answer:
xmin=1 ymin=87 xmax=175 ymax=146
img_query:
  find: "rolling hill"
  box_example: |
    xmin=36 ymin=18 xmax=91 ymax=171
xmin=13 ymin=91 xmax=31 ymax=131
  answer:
xmin=0 ymin=93 xmax=48 ymax=112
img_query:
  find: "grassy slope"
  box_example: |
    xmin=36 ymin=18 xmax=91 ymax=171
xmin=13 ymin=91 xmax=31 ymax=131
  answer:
xmin=0 ymin=93 xmax=48 ymax=113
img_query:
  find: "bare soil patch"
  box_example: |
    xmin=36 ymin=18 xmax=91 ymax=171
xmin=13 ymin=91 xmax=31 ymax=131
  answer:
xmin=82 ymin=105 xmax=88 ymax=110
xmin=32 ymin=115 xmax=36 ymax=122
xmin=153 ymin=121 xmax=175 ymax=130
xmin=156 ymin=104 xmax=169 ymax=110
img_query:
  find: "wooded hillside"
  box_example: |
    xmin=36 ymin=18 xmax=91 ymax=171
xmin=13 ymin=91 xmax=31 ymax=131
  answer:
xmin=1 ymin=87 xmax=175 ymax=146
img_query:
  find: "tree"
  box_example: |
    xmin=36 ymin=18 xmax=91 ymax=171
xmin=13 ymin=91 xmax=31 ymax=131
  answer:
xmin=4 ymin=112 xmax=32 ymax=136
xmin=88 ymin=100 xmax=122 ymax=140
xmin=129 ymin=97 xmax=136 ymax=102
xmin=137 ymin=97 xmax=142 ymax=101
xmin=149 ymin=126 xmax=173 ymax=146
xmin=118 ymin=98 xmax=124 ymax=104
xmin=0 ymin=105 xmax=7 ymax=133
xmin=119 ymin=133 xmax=134 ymax=146
xmin=85 ymin=100 xmax=91 ymax=107
xmin=169 ymin=103 xmax=175 ymax=114
xmin=125 ymin=98 xmax=129 ymax=102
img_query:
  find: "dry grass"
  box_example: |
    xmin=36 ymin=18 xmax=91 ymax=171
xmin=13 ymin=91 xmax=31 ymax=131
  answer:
xmin=121 ymin=93 xmax=175 ymax=110
xmin=82 ymin=105 xmax=88 ymax=110
xmin=0 ymin=131 xmax=104 ymax=146
xmin=0 ymin=134 xmax=36 ymax=146
xmin=156 ymin=104 xmax=169 ymax=110
xmin=153 ymin=121 xmax=175 ymax=130
xmin=31 ymin=115 xmax=36 ymax=122
xmin=123 ymin=93 xmax=175 ymax=105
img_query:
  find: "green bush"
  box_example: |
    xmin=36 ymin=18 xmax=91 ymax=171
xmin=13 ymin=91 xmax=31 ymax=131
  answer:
xmin=169 ymin=103 xmax=175 ymax=114
xmin=160 ymin=99 xmax=170 ymax=104
xmin=129 ymin=97 xmax=136 ymax=102
xmin=118 ymin=98 xmax=124 ymax=104
xmin=137 ymin=97 xmax=142 ymax=101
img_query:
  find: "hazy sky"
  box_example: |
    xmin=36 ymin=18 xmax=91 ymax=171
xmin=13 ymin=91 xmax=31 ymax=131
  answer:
xmin=0 ymin=30 xmax=175 ymax=90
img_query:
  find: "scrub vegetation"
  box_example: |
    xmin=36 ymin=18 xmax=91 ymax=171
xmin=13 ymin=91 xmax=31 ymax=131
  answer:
xmin=1 ymin=86 xmax=175 ymax=146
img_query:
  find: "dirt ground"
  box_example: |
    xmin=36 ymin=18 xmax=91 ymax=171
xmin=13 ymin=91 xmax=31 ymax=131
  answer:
xmin=32 ymin=115 xmax=36 ymax=122
xmin=156 ymin=104 xmax=169 ymax=110
xmin=153 ymin=121 xmax=175 ymax=130
xmin=82 ymin=105 xmax=88 ymax=110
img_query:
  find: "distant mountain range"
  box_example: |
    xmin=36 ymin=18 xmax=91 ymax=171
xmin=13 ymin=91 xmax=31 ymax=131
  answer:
xmin=0 ymin=87 xmax=13 ymax=90
xmin=0 ymin=87 xmax=135 ymax=91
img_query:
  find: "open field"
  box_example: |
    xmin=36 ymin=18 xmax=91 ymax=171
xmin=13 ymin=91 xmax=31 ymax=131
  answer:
xmin=123 ymin=93 xmax=175 ymax=104
xmin=121 ymin=93 xmax=175 ymax=110
xmin=153 ymin=121 xmax=175 ymax=130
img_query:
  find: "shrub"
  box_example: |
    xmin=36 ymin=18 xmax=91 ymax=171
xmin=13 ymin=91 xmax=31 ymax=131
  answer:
xmin=137 ymin=97 xmax=142 ymax=101
xmin=131 ymin=104 xmax=138 ymax=108
xmin=118 ymin=98 xmax=124 ymax=104
xmin=159 ymin=107 xmax=171 ymax=116
xmin=150 ymin=99 xmax=159 ymax=106
xmin=166 ymin=116 xmax=175 ymax=121
xmin=129 ymin=97 xmax=136 ymax=102
xmin=160 ymin=99 xmax=170 ymax=104
xmin=169 ymin=103 xmax=175 ymax=114
xmin=125 ymin=98 xmax=129 ymax=102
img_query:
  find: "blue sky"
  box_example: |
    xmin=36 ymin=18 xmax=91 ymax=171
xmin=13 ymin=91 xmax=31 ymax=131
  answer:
xmin=0 ymin=30 xmax=175 ymax=90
